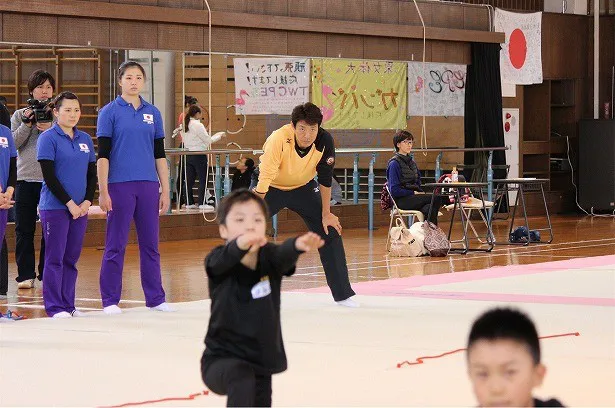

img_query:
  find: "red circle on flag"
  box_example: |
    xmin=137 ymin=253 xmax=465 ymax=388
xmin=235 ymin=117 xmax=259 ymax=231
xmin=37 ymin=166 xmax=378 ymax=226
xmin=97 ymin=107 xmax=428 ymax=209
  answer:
xmin=509 ymin=29 xmax=527 ymax=69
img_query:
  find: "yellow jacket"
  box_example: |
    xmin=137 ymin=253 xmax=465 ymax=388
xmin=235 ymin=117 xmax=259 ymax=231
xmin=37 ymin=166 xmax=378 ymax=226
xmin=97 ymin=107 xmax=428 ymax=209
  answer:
xmin=255 ymin=124 xmax=335 ymax=193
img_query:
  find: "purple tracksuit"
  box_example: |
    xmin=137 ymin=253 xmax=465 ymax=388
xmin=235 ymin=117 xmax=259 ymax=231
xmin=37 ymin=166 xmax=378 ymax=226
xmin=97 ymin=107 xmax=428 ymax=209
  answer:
xmin=37 ymin=124 xmax=95 ymax=316
xmin=97 ymin=96 xmax=166 ymax=308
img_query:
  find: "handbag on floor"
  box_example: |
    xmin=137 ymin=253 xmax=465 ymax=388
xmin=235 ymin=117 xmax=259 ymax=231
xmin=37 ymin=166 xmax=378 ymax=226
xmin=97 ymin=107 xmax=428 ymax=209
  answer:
xmin=389 ymin=219 xmax=423 ymax=257
xmin=409 ymin=221 xmax=430 ymax=255
xmin=422 ymin=221 xmax=450 ymax=257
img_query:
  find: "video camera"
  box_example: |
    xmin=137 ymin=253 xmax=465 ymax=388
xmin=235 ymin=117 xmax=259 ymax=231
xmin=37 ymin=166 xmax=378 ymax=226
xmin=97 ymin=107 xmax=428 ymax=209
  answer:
xmin=22 ymin=98 xmax=53 ymax=124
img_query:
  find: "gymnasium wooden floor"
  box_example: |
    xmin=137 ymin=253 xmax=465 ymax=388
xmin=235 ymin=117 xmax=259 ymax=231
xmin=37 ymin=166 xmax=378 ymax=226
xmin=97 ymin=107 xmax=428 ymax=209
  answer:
xmin=1 ymin=214 xmax=614 ymax=406
xmin=1 ymin=214 xmax=614 ymax=318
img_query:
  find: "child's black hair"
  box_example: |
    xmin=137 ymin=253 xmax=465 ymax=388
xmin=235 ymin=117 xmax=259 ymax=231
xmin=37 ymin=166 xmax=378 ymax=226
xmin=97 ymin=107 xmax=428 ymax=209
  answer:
xmin=467 ymin=308 xmax=541 ymax=365
xmin=217 ymin=189 xmax=269 ymax=225
xmin=244 ymin=157 xmax=255 ymax=170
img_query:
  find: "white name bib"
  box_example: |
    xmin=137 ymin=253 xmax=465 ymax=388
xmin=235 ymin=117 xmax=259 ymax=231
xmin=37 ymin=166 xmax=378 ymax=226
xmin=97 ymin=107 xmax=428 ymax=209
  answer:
xmin=251 ymin=278 xmax=271 ymax=299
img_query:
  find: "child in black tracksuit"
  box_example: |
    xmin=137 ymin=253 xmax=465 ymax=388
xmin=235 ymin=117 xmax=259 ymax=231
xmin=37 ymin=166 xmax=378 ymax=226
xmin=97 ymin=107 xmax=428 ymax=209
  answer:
xmin=201 ymin=189 xmax=323 ymax=407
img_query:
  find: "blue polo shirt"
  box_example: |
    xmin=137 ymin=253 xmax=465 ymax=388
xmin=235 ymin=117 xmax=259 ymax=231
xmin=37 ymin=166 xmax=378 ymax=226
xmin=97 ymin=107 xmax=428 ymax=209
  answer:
xmin=0 ymin=124 xmax=17 ymax=191
xmin=96 ymin=96 xmax=165 ymax=184
xmin=37 ymin=124 xmax=96 ymax=211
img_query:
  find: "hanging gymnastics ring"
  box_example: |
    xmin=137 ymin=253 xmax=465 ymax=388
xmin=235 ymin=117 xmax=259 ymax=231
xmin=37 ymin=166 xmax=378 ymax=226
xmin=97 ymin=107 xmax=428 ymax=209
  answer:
xmin=226 ymin=104 xmax=247 ymax=135
xmin=199 ymin=105 xmax=210 ymax=129
xmin=226 ymin=142 xmax=243 ymax=166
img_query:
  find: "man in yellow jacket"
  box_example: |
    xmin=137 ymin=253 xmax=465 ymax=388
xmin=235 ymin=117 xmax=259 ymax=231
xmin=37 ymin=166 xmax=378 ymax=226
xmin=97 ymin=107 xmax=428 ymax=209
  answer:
xmin=252 ymin=103 xmax=357 ymax=307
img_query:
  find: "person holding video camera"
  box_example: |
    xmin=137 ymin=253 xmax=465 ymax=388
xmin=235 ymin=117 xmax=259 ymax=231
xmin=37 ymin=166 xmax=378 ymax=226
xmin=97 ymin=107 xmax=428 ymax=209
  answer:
xmin=10 ymin=70 xmax=55 ymax=289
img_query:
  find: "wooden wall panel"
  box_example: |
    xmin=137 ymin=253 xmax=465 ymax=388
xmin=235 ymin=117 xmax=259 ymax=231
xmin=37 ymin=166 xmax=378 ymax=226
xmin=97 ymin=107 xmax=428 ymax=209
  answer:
xmin=399 ymin=38 xmax=431 ymax=62
xmin=288 ymin=0 xmax=327 ymax=18
xmin=364 ymin=0 xmax=399 ymax=24
xmin=109 ymin=0 xmax=157 ymax=5
xmin=542 ymin=14 xmax=588 ymax=79
xmin=399 ymin=2 xmax=433 ymax=26
xmin=58 ymin=17 xmax=110 ymax=47
xmin=327 ymin=0 xmax=364 ymax=22
xmin=110 ymin=20 xmax=157 ymax=49
xmin=287 ymin=32 xmax=327 ymax=57
xmin=406 ymin=117 xmax=465 ymax=169
xmin=2 ymin=13 xmax=58 ymax=45
xmin=246 ymin=0 xmax=289 ymax=15
xmin=0 ymin=12 xmax=3 ymax=41
xmin=363 ymin=37 xmax=399 ymax=60
xmin=463 ymin=6 xmax=490 ymax=31
xmin=211 ymin=27 xmax=247 ymax=54
xmin=207 ymin=0 xmax=246 ymax=11
xmin=158 ymin=23 xmax=204 ymax=51
xmin=431 ymin=41 xmax=471 ymax=64
xmin=1 ymin=1 xmax=498 ymax=50
xmin=326 ymin=34 xmax=364 ymax=58
xmin=158 ymin=0 xmax=203 ymax=8
xmin=432 ymin=4 xmax=464 ymax=29
xmin=246 ymin=29 xmax=288 ymax=55
xmin=460 ymin=0 xmax=543 ymax=12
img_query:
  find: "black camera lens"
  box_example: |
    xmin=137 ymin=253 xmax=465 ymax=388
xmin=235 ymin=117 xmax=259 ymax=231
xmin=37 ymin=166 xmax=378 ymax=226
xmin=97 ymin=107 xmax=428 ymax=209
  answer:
xmin=24 ymin=98 xmax=53 ymax=124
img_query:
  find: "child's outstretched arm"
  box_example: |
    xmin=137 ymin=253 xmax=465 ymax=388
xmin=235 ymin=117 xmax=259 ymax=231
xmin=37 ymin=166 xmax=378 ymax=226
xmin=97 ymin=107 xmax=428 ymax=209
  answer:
xmin=272 ymin=232 xmax=325 ymax=277
xmin=205 ymin=233 xmax=268 ymax=277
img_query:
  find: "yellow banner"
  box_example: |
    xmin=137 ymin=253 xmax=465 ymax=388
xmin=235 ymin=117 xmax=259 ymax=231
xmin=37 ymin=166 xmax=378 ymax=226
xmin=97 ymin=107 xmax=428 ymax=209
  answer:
xmin=311 ymin=59 xmax=407 ymax=129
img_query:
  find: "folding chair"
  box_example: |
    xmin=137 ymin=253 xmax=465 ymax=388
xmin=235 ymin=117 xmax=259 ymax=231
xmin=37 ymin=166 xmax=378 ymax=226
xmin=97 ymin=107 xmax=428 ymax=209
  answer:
xmin=385 ymin=184 xmax=424 ymax=252
xmin=443 ymin=197 xmax=494 ymax=244
xmin=457 ymin=163 xmax=511 ymax=220
xmin=440 ymin=178 xmax=495 ymax=244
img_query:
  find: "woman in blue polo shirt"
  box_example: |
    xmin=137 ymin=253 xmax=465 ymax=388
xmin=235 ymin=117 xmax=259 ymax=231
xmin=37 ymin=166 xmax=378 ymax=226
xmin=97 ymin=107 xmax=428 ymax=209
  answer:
xmin=37 ymin=92 xmax=96 ymax=318
xmin=96 ymin=61 xmax=171 ymax=314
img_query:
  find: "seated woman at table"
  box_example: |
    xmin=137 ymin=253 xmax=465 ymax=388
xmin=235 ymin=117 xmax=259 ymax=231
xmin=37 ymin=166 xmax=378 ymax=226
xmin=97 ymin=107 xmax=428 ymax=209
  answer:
xmin=386 ymin=130 xmax=443 ymax=225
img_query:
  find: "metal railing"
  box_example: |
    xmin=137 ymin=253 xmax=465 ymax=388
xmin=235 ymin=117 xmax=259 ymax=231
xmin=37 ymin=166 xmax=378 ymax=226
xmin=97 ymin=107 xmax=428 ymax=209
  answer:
xmin=166 ymin=146 xmax=507 ymax=233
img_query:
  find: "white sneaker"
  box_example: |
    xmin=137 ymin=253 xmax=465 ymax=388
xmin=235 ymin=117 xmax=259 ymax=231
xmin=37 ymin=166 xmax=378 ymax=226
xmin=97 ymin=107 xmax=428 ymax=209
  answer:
xmin=185 ymin=204 xmax=198 ymax=209
xmin=52 ymin=311 xmax=72 ymax=319
xmin=336 ymin=297 xmax=360 ymax=308
xmin=199 ymin=204 xmax=215 ymax=212
xmin=17 ymin=279 xmax=35 ymax=289
xmin=103 ymin=305 xmax=122 ymax=315
xmin=150 ymin=302 xmax=175 ymax=312
xmin=71 ymin=310 xmax=86 ymax=317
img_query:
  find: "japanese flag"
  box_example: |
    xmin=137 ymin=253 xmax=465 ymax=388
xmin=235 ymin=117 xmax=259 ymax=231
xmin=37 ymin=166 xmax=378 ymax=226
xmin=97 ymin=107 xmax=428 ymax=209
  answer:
xmin=495 ymin=9 xmax=543 ymax=85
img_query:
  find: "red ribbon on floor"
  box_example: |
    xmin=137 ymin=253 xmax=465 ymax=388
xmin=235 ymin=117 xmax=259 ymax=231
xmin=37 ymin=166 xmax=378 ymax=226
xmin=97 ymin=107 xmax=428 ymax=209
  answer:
xmin=100 ymin=390 xmax=209 ymax=408
xmin=99 ymin=332 xmax=581 ymax=406
xmin=396 ymin=332 xmax=580 ymax=368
